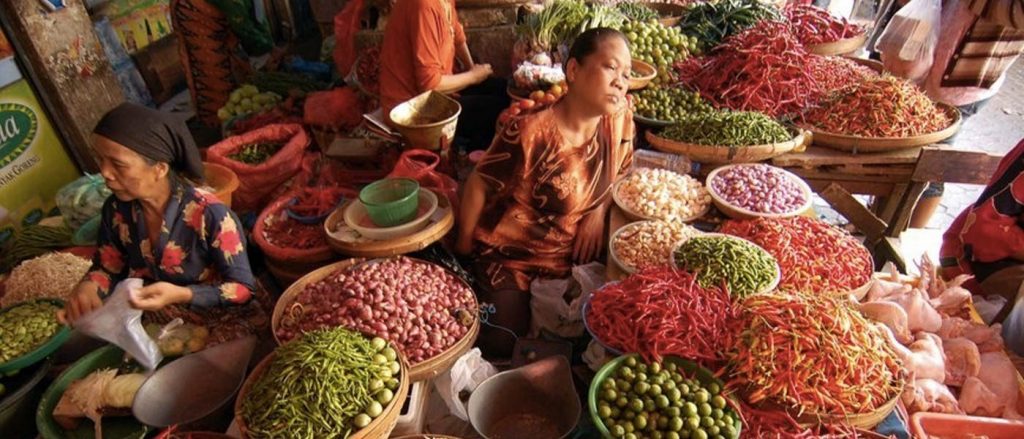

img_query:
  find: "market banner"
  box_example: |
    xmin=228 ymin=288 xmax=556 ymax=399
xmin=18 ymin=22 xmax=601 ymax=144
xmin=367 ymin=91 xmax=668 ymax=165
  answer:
xmin=0 ymin=78 xmax=80 ymax=248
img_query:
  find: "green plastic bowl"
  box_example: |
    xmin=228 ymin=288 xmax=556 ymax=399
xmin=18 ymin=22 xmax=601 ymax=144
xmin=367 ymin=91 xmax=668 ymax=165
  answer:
xmin=0 ymin=299 xmax=71 ymax=374
xmin=359 ymin=178 xmax=421 ymax=227
xmin=588 ymin=354 xmax=743 ymax=439
xmin=36 ymin=345 xmax=150 ymax=439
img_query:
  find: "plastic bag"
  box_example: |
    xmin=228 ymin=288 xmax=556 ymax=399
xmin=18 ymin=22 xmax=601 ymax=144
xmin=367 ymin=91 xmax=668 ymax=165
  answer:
xmin=529 ymin=262 xmax=606 ymax=338
xmin=55 ymin=174 xmax=111 ymax=230
xmin=206 ymin=123 xmax=310 ymax=213
xmin=974 ymin=295 xmax=1008 ymax=325
xmin=74 ymin=278 xmax=163 ymax=370
xmin=434 ymin=348 xmax=498 ymax=421
xmin=874 ymin=0 xmax=941 ymax=82
xmin=388 ymin=149 xmax=460 ymax=215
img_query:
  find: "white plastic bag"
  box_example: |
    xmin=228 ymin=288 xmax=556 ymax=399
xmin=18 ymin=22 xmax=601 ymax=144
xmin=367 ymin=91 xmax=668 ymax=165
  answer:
xmin=434 ymin=348 xmax=498 ymax=421
xmin=529 ymin=262 xmax=606 ymax=338
xmin=874 ymin=0 xmax=942 ymax=81
xmin=74 ymin=278 xmax=164 ymax=370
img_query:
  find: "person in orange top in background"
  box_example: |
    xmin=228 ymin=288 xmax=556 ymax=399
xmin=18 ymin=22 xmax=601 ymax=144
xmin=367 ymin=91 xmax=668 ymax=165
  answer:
xmin=379 ymin=0 xmax=508 ymax=153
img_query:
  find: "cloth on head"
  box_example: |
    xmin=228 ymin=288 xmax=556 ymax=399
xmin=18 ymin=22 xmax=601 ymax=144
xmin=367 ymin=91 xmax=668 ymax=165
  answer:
xmin=94 ymin=102 xmax=205 ymax=182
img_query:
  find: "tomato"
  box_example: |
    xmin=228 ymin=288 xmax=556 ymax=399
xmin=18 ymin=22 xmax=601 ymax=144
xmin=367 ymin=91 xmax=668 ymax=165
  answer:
xmin=543 ymin=93 xmax=558 ymax=105
xmin=529 ymin=90 xmax=546 ymax=101
xmin=508 ymin=107 xmax=522 ymax=116
xmin=520 ymin=99 xmax=536 ymax=109
xmin=550 ymin=84 xmax=563 ymax=97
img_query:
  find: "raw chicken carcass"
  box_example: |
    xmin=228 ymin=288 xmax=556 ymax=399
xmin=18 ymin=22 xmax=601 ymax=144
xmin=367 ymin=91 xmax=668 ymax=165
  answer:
xmin=886 ymin=288 xmax=943 ymax=333
xmin=866 ymin=278 xmax=912 ymax=302
xmin=938 ymin=316 xmax=1006 ymax=353
xmin=859 ymin=301 xmax=913 ymax=345
xmin=930 ymin=284 xmax=973 ymax=315
xmin=942 ymin=338 xmax=981 ymax=387
xmin=959 ymin=352 xmax=1023 ymax=419
xmin=879 ymin=327 xmax=946 ymax=382
xmin=903 ymin=377 xmax=962 ymax=414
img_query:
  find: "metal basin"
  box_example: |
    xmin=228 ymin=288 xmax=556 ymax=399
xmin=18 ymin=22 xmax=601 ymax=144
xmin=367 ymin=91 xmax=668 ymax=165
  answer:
xmin=468 ymin=356 xmax=580 ymax=439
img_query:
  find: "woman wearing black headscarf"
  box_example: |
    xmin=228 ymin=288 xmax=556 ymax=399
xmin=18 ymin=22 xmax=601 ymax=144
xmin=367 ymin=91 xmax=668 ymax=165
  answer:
xmin=59 ymin=103 xmax=267 ymax=343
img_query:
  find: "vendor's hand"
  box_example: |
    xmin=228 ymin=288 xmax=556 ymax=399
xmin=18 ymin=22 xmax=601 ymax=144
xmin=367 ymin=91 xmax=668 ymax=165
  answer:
xmin=574 ymin=211 xmax=606 ymax=263
xmin=57 ymin=282 xmax=103 ymax=324
xmin=471 ymin=64 xmax=493 ymax=83
xmin=129 ymin=282 xmax=193 ymax=311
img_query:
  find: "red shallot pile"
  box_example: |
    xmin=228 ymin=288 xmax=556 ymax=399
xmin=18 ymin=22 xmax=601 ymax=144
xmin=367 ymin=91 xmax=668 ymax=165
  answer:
xmin=277 ymin=257 xmax=477 ymax=364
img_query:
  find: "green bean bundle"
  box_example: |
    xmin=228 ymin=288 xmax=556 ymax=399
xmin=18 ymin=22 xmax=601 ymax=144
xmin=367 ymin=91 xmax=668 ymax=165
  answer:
xmin=241 ymin=329 xmax=401 ymax=438
xmin=662 ymin=111 xmax=791 ymax=147
xmin=673 ymin=235 xmax=778 ymax=298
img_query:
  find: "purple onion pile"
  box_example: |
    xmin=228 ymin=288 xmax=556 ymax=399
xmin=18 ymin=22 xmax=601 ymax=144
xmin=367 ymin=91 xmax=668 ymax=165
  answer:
xmin=711 ymin=164 xmax=808 ymax=215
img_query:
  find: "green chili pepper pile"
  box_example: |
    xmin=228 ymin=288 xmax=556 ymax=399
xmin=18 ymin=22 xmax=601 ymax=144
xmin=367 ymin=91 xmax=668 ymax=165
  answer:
xmin=678 ymin=0 xmax=782 ymax=51
xmin=673 ymin=235 xmax=777 ymax=298
xmin=241 ymin=328 xmax=401 ymax=438
xmin=728 ymin=290 xmax=904 ymax=416
xmin=800 ymin=74 xmax=952 ymax=138
xmin=228 ymin=142 xmax=283 ymax=164
xmin=662 ymin=111 xmax=792 ymax=147
xmin=0 ymin=301 xmax=62 ymax=362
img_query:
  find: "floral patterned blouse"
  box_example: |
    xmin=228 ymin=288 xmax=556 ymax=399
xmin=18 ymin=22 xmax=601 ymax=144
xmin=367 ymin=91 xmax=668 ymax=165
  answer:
xmin=84 ymin=180 xmax=255 ymax=307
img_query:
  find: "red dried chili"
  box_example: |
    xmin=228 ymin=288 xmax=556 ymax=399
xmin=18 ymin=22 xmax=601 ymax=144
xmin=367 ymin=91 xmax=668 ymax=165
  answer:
xmin=587 ymin=266 xmax=739 ymax=365
xmin=800 ymin=74 xmax=952 ymax=137
xmin=675 ymin=21 xmax=820 ymax=117
xmin=262 ymin=213 xmax=326 ymax=250
xmin=719 ymin=216 xmax=873 ymax=293
xmin=785 ymin=4 xmax=864 ymax=46
xmin=806 ymin=55 xmax=880 ymax=102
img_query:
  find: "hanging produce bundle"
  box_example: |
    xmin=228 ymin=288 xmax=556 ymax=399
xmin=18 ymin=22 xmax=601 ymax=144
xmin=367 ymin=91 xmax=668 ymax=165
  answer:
xmin=661 ymin=110 xmax=792 ymax=146
xmin=807 ymin=56 xmax=880 ymax=102
xmin=673 ymin=234 xmax=778 ymax=298
xmin=800 ymin=74 xmax=953 ymax=137
xmin=633 ymin=86 xmax=714 ymax=122
xmin=516 ymin=0 xmax=623 ymax=59
xmin=587 ymin=266 xmax=738 ymax=364
xmin=785 ymin=4 xmax=865 ymax=45
xmin=615 ymin=1 xmax=659 ymax=22
xmin=240 ymin=328 xmax=403 ymax=437
xmin=728 ymin=290 xmax=904 ymax=416
xmin=621 ymin=20 xmax=698 ymax=85
xmin=277 ymin=257 xmax=476 ymax=364
xmin=719 ymin=216 xmax=874 ymax=294
xmin=677 ymin=0 xmax=782 ymax=51
xmin=675 ymin=21 xmax=819 ymax=117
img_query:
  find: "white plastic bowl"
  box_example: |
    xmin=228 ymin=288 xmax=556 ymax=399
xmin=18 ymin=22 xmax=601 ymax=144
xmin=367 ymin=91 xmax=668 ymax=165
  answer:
xmin=342 ymin=189 xmax=439 ymax=241
xmin=705 ymin=164 xmax=813 ymax=220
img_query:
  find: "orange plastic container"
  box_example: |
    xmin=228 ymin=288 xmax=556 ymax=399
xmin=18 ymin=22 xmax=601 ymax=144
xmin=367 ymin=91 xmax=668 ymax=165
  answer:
xmin=911 ymin=412 xmax=1024 ymax=438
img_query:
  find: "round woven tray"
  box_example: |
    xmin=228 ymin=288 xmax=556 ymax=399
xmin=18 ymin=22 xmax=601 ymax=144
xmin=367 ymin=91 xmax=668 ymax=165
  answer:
xmin=705 ymin=164 xmax=814 ymax=220
xmin=271 ymin=257 xmax=480 ymax=382
xmin=324 ymin=194 xmax=454 ymax=258
xmin=629 ymin=59 xmax=657 ymax=90
xmin=235 ymin=346 xmax=411 ymax=439
xmin=804 ymin=103 xmax=962 ymax=152
xmin=808 ymin=33 xmax=868 ymax=56
xmin=646 ymin=128 xmax=811 ymax=164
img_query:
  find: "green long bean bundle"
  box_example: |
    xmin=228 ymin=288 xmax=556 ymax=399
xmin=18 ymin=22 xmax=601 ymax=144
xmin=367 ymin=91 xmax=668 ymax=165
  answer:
xmin=241 ymin=328 xmax=401 ymax=438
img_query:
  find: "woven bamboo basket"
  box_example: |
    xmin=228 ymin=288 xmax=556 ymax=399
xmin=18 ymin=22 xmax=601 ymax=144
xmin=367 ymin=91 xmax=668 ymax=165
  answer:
xmin=611 ymin=177 xmax=712 ymax=223
xmin=794 ymin=382 xmax=904 ymax=430
xmin=629 ymin=59 xmax=657 ymax=90
xmin=234 ymin=344 xmax=411 ymax=439
xmin=705 ymin=164 xmax=814 ymax=220
xmin=649 ymin=3 xmax=685 ymax=26
xmin=271 ymin=257 xmax=480 ymax=382
xmin=324 ymin=194 xmax=455 ymax=258
xmin=808 ymin=33 xmax=868 ymax=56
xmin=845 ymin=55 xmax=884 ymax=74
xmin=804 ymin=103 xmax=962 ymax=153
xmin=646 ymin=128 xmax=811 ymax=164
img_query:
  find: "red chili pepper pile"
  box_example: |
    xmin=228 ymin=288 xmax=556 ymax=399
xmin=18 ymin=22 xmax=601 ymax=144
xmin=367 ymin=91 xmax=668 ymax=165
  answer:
xmin=587 ymin=266 xmax=738 ymax=365
xmin=719 ymin=216 xmax=873 ymax=294
xmin=806 ymin=55 xmax=880 ymax=102
xmin=732 ymin=401 xmax=867 ymax=439
xmin=785 ymin=4 xmax=864 ymax=46
xmin=800 ymin=74 xmax=952 ymax=137
xmin=728 ymin=290 xmax=904 ymax=417
xmin=675 ymin=20 xmax=819 ymax=117
xmin=262 ymin=212 xmax=326 ymax=249
xmin=289 ymin=187 xmax=346 ymax=217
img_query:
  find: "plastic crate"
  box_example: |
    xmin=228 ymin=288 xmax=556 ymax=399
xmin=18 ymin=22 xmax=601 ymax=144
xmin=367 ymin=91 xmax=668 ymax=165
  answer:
xmin=390 ymin=380 xmax=431 ymax=437
xmin=911 ymin=412 xmax=1024 ymax=438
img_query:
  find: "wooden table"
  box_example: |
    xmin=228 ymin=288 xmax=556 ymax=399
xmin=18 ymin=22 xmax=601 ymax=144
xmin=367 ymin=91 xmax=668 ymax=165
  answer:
xmin=771 ymin=145 xmax=1002 ymax=271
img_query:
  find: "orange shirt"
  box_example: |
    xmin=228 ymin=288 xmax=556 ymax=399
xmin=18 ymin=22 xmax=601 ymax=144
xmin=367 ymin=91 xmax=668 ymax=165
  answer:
xmin=379 ymin=0 xmax=467 ymax=116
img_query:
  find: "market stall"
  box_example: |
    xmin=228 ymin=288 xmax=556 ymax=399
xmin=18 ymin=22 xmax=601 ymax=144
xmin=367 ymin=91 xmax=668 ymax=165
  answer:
xmin=2 ymin=0 xmax=1024 ymax=438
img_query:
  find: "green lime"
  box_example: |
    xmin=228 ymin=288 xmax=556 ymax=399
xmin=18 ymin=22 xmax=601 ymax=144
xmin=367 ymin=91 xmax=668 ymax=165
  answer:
xmin=711 ymin=395 xmax=726 ymax=409
xmin=683 ymin=402 xmax=698 ymax=417
xmin=699 ymin=403 xmax=712 ymax=417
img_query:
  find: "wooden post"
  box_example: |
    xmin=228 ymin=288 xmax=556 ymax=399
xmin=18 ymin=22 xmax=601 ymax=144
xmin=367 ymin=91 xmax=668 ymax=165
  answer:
xmin=0 ymin=0 xmax=124 ymax=173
